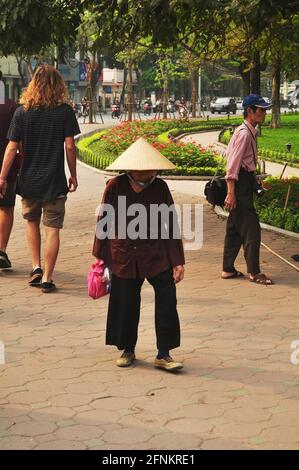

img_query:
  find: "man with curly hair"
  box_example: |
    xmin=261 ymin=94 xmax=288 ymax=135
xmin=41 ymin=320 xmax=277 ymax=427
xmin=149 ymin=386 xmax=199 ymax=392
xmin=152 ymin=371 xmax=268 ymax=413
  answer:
xmin=0 ymin=65 xmax=80 ymax=292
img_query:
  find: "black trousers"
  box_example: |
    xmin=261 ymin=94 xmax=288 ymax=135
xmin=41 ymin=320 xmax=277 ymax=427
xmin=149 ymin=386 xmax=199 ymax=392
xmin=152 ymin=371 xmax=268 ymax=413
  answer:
xmin=223 ymin=168 xmax=261 ymax=275
xmin=106 ymin=268 xmax=180 ymax=352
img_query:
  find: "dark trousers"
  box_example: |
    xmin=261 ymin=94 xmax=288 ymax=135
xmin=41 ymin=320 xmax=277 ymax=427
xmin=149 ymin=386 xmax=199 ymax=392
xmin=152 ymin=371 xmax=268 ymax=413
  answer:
xmin=223 ymin=168 xmax=261 ymax=274
xmin=106 ymin=268 xmax=180 ymax=352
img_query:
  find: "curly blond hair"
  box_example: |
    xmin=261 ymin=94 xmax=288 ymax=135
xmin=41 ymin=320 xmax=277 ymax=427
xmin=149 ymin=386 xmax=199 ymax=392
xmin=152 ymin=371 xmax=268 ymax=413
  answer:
xmin=20 ymin=65 xmax=68 ymax=110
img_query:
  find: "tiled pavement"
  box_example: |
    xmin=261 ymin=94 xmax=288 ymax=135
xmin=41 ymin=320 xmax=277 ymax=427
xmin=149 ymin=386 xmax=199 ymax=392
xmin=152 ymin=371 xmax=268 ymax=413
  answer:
xmin=0 ymin=126 xmax=299 ymax=450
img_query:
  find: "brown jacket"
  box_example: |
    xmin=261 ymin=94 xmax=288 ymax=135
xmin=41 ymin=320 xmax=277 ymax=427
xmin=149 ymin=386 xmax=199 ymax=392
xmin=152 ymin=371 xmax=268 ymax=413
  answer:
xmin=92 ymin=174 xmax=185 ymax=279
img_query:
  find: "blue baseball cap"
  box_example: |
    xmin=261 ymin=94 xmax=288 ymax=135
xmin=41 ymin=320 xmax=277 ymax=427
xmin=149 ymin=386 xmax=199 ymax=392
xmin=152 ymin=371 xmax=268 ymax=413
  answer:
xmin=242 ymin=94 xmax=271 ymax=109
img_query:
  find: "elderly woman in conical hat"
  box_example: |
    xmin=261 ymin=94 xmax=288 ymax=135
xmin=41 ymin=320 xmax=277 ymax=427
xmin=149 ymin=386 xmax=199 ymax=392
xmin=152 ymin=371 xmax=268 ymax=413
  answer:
xmin=92 ymin=137 xmax=185 ymax=371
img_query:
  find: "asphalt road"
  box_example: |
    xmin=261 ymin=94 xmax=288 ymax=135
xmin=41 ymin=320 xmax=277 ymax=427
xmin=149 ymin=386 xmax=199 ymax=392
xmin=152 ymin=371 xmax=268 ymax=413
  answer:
xmin=77 ymin=107 xmax=292 ymax=126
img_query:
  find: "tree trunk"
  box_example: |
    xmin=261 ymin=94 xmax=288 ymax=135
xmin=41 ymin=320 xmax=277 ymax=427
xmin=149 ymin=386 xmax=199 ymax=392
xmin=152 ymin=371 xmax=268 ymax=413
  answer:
xmin=162 ymin=62 xmax=168 ymax=119
xmin=88 ymin=52 xmax=96 ymax=123
xmin=250 ymin=51 xmax=261 ymax=95
xmin=270 ymin=62 xmax=281 ymax=129
xmin=135 ymin=67 xmax=143 ymax=102
xmin=25 ymin=59 xmax=34 ymax=81
xmin=127 ymin=57 xmax=133 ymax=121
xmin=15 ymin=56 xmax=28 ymax=87
xmin=191 ymin=69 xmax=198 ymax=118
xmin=120 ymin=67 xmax=127 ymax=106
xmin=239 ymin=61 xmax=250 ymax=96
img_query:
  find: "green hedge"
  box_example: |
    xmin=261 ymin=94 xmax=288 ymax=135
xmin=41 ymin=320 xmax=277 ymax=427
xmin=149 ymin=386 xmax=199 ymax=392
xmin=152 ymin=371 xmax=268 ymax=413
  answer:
xmin=255 ymin=177 xmax=299 ymax=233
xmin=76 ymin=121 xmax=226 ymax=176
xmin=76 ymin=131 xmax=115 ymax=170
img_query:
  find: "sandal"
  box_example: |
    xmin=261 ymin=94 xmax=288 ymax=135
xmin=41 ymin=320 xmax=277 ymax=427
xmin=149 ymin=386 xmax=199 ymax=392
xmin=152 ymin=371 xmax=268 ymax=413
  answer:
xmin=249 ymin=273 xmax=274 ymax=285
xmin=40 ymin=281 xmax=56 ymax=293
xmin=222 ymin=270 xmax=244 ymax=279
xmin=29 ymin=267 xmax=43 ymax=286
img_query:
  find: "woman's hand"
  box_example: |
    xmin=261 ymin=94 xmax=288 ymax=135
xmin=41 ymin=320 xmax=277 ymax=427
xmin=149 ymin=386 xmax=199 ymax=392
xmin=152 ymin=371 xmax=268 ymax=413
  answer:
xmin=173 ymin=265 xmax=184 ymax=284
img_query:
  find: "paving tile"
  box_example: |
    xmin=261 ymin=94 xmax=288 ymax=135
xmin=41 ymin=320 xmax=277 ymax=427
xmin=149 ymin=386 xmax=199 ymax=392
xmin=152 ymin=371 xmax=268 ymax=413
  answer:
xmin=1 ymin=142 xmax=299 ymax=450
xmin=102 ymin=427 xmax=153 ymax=445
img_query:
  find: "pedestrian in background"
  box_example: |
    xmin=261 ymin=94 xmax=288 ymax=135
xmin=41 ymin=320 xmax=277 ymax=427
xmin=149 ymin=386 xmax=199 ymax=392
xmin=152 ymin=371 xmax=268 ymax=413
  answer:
xmin=222 ymin=94 xmax=273 ymax=285
xmin=0 ymin=71 xmax=18 ymax=269
xmin=0 ymin=65 xmax=80 ymax=292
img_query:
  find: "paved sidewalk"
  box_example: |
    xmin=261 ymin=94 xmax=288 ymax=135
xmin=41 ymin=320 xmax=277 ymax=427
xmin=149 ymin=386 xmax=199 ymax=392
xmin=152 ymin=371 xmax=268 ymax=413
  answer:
xmin=0 ymin=134 xmax=299 ymax=450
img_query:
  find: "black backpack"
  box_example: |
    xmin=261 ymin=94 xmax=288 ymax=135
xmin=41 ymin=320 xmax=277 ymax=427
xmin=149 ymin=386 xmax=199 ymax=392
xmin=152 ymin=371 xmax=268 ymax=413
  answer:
xmin=204 ymin=176 xmax=227 ymax=207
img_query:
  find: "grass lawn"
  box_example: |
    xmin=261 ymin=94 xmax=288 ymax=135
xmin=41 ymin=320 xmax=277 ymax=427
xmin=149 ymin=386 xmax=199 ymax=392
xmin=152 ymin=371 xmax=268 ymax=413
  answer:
xmin=259 ymin=127 xmax=299 ymax=155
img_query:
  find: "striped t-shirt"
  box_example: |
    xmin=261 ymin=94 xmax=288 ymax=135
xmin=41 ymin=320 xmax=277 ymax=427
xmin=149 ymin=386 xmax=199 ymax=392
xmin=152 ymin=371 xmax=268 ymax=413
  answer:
xmin=7 ymin=103 xmax=80 ymax=201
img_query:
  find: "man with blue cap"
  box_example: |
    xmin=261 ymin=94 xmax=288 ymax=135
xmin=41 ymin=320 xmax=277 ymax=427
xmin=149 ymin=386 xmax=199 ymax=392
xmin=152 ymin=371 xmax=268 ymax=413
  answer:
xmin=222 ymin=94 xmax=274 ymax=285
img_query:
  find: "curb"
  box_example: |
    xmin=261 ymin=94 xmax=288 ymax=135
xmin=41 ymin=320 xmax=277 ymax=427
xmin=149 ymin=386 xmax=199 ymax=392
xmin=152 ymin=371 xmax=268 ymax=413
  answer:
xmin=214 ymin=205 xmax=299 ymax=240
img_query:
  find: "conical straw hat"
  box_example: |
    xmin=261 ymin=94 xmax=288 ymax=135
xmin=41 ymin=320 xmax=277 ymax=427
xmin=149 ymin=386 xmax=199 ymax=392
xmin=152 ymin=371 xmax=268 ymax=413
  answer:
xmin=106 ymin=137 xmax=176 ymax=171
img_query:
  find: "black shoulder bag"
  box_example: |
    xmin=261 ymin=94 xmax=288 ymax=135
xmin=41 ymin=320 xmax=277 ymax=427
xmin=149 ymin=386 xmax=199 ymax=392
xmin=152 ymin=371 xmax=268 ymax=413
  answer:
xmin=204 ymin=170 xmax=227 ymax=207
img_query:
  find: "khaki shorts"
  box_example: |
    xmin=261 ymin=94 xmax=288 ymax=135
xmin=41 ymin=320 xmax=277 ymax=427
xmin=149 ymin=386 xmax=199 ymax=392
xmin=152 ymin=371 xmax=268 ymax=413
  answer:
xmin=22 ymin=196 xmax=67 ymax=229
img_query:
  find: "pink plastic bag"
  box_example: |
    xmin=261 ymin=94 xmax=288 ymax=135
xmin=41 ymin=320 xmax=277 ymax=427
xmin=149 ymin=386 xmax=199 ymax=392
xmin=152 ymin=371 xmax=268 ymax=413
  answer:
xmin=87 ymin=259 xmax=110 ymax=299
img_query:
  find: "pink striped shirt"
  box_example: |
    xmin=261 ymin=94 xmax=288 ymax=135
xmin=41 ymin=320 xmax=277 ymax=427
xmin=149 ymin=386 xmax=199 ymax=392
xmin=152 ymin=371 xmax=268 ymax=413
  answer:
xmin=225 ymin=121 xmax=258 ymax=181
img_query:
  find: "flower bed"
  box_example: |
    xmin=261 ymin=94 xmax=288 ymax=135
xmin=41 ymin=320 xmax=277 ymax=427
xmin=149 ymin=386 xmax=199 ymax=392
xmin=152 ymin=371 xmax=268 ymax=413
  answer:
xmin=77 ymin=119 xmax=226 ymax=176
xmin=255 ymin=177 xmax=299 ymax=233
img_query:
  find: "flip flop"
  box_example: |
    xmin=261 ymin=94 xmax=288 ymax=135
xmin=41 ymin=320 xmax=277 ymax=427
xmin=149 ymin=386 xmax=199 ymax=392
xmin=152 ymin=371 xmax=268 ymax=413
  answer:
xmin=41 ymin=281 xmax=56 ymax=293
xmin=222 ymin=271 xmax=244 ymax=279
xmin=249 ymin=273 xmax=274 ymax=285
xmin=29 ymin=267 xmax=43 ymax=286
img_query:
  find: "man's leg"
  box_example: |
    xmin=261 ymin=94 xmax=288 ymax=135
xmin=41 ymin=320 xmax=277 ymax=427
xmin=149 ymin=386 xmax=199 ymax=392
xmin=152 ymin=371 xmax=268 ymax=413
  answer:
xmin=242 ymin=211 xmax=261 ymax=275
xmin=41 ymin=197 xmax=66 ymax=288
xmin=26 ymin=219 xmax=42 ymax=269
xmin=43 ymin=227 xmax=60 ymax=282
xmin=0 ymin=179 xmax=17 ymax=268
xmin=22 ymin=199 xmax=42 ymax=271
xmin=222 ymin=210 xmax=242 ymax=276
xmin=0 ymin=207 xmax=14 ymax=252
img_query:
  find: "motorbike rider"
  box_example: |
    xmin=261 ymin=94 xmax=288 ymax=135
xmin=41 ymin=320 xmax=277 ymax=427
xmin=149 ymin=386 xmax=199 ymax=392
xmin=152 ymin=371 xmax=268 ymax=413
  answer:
xmin=112 ymin=98 xmax=120 ymax=119
xmin=167 ymin=97 xmax=175 ymax=113
xmin=143 ymin=97 xmax=152 ymax=115
xmin=178 ymin=96 xmax=188 ymax=118
xmin=154 ymin=98 xmax=162 ymax=113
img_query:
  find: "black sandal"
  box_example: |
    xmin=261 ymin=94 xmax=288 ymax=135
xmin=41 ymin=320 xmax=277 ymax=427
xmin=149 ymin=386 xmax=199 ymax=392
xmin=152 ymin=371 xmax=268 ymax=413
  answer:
xmin=29 ymin=268 xmax=43 ymax=286
xmin=41 ymin=281 xmax=56 ymax=293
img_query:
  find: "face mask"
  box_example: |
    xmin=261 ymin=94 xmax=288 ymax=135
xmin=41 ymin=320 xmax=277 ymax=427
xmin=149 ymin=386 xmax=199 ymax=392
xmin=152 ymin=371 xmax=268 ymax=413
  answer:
xmin=127 ymin=172 xmax=157 ymax=188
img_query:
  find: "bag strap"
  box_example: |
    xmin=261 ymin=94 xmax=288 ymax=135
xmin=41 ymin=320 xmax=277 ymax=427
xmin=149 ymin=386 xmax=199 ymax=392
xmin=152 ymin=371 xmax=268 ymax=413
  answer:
xmin=239 ymin=124 xmax=258 ymax=165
